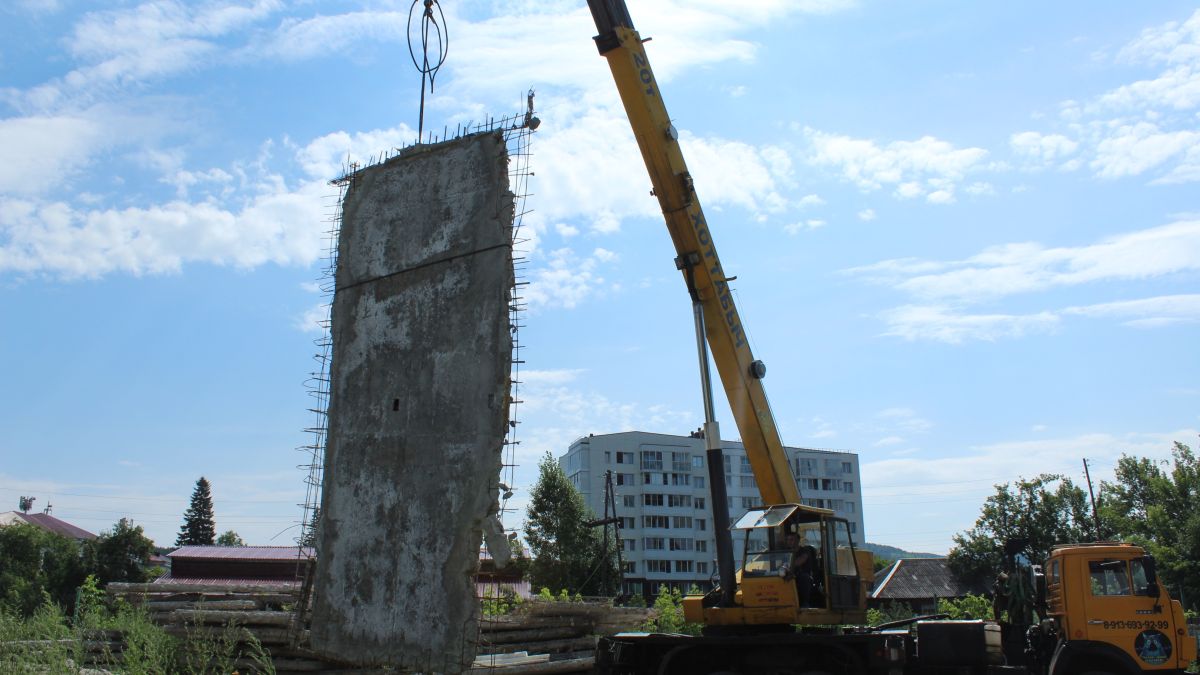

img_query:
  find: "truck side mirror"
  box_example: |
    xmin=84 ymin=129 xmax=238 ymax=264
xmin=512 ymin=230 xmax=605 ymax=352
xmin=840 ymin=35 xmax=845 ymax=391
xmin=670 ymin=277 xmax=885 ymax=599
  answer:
xmin=1141 ymin=555 xmax=1159 ymax=597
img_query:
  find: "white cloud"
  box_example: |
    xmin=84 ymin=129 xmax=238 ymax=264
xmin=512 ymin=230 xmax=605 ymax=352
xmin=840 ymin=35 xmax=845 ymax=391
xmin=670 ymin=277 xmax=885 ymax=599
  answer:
xmin=295 ymin=124 xmax=418 ymax=180
xmin=1064 ymin=294 xmax=1200 ymax=327
xmin=524 ymin=246 xmax=615 ymax=311
xmin=876 ymin=407 xmax=933 ymax=433
xmin=1090 ymin=122 xmax=1200 ymax=178
xmin=796 ymin=194 xmax=825 ymax=208
xmin=0 ymin=115 xmax=106 ymax=195
xmin=294 ymin=302 xmax=329 ymax=334
xmin=784 ymin=219 xmax=826 ymax=234
xmin=857 ymin=208 xmax=876 ymax=221
xmin=874 ymin=436 xmax=904 ymax=447
xmin=804 ymin=128 xmax=988 ymax=203
xmin=0 ymin=178 xmax=327 ymax=278
xmin=1010 ymin=131 xmax=1079 ymax=166
xmin=849 ymin=220 xmax=1200 ymax=304
xmin=878 ymin=305 xmax=1060 ymax=344
xmin=1116 ymin=9 xmax=1200 ymax=66
xmin=9 ymin=1 xmax=283 ymax=112
xmin=863 ymin=429 xmax=1196 ymax=515
xmin=554 ymin=223 xmax=579 ymax=237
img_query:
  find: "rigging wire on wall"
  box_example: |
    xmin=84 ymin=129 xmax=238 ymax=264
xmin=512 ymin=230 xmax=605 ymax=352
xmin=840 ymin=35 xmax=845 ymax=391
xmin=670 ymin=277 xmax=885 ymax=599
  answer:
xmin=408 ymin=0 xmax=449 ymax=142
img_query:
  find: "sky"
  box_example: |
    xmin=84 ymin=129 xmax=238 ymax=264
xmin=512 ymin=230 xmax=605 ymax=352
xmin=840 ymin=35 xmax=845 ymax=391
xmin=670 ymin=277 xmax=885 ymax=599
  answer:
xmin=1 ymin=0 xmax=1198 ymax=555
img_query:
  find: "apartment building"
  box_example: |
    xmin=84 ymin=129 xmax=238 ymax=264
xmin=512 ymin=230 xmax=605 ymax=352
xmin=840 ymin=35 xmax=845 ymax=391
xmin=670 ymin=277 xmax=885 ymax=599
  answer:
xmin=559 ymin=431 xmax=864 ymax=598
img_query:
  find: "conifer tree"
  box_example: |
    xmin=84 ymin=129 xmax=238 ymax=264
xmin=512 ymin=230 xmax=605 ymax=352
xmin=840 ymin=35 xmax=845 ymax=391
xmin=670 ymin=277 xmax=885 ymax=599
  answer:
xmin=176 ymin=477 xmax=217 ymax=546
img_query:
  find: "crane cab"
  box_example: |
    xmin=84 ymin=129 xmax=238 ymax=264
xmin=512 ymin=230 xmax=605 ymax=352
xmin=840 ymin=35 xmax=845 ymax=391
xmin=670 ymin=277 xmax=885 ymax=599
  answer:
xmin=683 ymin=504 xmax=872 ymax=628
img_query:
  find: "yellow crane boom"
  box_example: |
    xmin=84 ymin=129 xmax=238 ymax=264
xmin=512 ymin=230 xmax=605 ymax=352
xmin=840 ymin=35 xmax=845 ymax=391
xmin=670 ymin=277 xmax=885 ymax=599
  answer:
xmin=586 ymin=1 xmax=800 ymax=508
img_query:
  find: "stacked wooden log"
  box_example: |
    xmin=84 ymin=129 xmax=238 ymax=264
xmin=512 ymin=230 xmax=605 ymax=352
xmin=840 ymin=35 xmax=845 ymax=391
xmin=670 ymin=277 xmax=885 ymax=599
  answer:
xmin=98 ymin=584 xmax=650 ymax=674
xmin=470 ymin=602 xmax=652 ymax=674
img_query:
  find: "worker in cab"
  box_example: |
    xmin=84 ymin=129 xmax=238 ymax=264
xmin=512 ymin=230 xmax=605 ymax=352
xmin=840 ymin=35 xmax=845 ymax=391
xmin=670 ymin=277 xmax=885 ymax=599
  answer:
xmin=784 ymin=531 xmax=817 ymax=608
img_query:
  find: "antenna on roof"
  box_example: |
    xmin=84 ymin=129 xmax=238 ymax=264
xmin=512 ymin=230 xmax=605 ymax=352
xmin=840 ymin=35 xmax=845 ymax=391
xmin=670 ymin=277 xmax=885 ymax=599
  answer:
xmin=43 ymin=502 xmax=53 ymax=515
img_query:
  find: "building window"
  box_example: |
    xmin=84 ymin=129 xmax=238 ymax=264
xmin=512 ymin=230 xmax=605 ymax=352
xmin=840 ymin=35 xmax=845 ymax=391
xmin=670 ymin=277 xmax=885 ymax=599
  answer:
xmin=723 ymin=456 xmax=732 ymax=472
xmin=674 ymin=560 xmax=693 ymax=573
xmin=739 ymin=475 xmax=757 ymax=489
xmin=644 ymin=537 xmax=665 ymax=550
xmin=617 ymin=451 xmax=632 ymax=464
xmin=842 ymin=461 xmax=853 ymax=474
xmin=621 ymin=538 xmax=637 ymax=551
xmin=623 ymin=495 xmax=635 ymax=508
xmin=623 ymin=561 xmax=636 ymax=574
xmin=696 ymin=540 xmax=707 ymax=552
xmin=797 ymin=458 xmax=816 ymax=476
xmin=644 ymin=494 xmax=665 ymax=506
xmin=740 ymin=497 xmax=756 ymax=509
xmin=695 ymin=497 xmax=706 ymax=510
xmin=619 ymin=517 xmax=635 ymax=529
xmin=846 ymin=502 xmax=855 ymax=513
xmin=605 ymin=451 xmax=611 ymax=463
xmin=694 ymin=476 xmax=705 ymax=489
xmin=669 ymin=538 xmax=693 ymax=551
xmin=801 ymin=478 xmax=819 ymax=491
xmin=646 ymin=560 xmax=672 ymax=573
xmin=616 ymin=473 xmax=633 ymax=486
xmin=844 ymin=481 xmax=854 ymax=493
xmin=668 ymin=494 xmax=692 ymax=508
xmin=821 ymin=478 xmax=842 ymax=491
xmin=670 ymin=473 xmax=691 ymax=486
xmin=672 ymin=452 xmax=691 ymax=472
xmin=825 ymin=459 xmax=841 ymax=474
xmin=643 ymin=515 xmax=670 ymax=529
xmin=739 ymin=457 xmax=753 ymax=474
xmin=641 ymin=451 xmax=663 ymax=471
xmin=697 ymin=561 xmax=709 ymax=574
xmin=848 ymin=522 xmax=857 ymax=534
xmin=672 ymin=516 xmax=693 ymax=529
xmin=696 ymin=519 xmax=706 ymax=531
xmin=692 ymin=456 xmax=704 ymax=469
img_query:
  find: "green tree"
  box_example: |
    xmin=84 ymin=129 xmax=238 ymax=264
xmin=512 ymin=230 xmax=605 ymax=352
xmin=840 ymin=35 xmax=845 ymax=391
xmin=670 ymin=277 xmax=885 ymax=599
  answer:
xmin=0 ymin=523 xmax=88 ymax=615
xmin=176 ymin=477 xmax=216 ymax=546
xmin=299 ymin=506 xmax=320 ymax=548
xmin=948 ymin=474 xmax=1092 ymax=585
xmin=215 ymin=530 xmax=245 ymax=547
xmin=523 ymin=453 xmax=616 ymax=596
xmin=937 ymin=593 xmax=994 ymax=620
xmin=94 ymin=518 xmax=156 ymax=584
xmin=1099 ymin=441 xmax=1200 ymax=610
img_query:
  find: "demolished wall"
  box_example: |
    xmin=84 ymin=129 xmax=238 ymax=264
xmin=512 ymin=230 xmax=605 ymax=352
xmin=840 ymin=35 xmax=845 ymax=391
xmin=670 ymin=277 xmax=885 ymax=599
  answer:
xmin=309 ymin=132 xmax=513 ymax=671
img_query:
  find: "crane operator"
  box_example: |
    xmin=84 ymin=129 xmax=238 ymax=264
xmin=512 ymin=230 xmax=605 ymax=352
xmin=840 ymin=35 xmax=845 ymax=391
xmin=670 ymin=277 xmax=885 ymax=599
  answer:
xmin=784 ymin=531 xmax=817 ymax=608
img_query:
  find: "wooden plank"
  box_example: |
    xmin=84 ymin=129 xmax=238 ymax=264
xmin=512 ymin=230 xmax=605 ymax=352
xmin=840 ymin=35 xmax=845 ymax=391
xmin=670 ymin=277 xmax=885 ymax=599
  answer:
xmin=465 ymin=655 xmax=594 ymax=674
xmin=481 ymin=616 xmax=591 ymax=632
xmin=141 ymin=599 xmax=261 ymax=611
xmin=479 ymin=636 xmax=596 ymax=656
xmin=168 ymin=609 xmax=295 ymax=626
xmin=108 ymin=582 xmax=300 ymax=594
xmin=480 ymin=627 xmax=580 ymax=645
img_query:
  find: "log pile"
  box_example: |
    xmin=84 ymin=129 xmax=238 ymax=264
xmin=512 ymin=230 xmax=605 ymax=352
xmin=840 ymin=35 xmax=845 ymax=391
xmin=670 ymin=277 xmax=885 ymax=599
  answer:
xmin=470 ymin=602 xmax=652 ymax=674
xmin=94 ymin=585 xmax=650 ymax=674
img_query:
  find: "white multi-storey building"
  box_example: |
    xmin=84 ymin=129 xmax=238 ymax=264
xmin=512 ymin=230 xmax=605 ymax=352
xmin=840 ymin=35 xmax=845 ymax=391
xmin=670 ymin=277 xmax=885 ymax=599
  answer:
xmin=560 ymin=431 xmax=864 ymax=598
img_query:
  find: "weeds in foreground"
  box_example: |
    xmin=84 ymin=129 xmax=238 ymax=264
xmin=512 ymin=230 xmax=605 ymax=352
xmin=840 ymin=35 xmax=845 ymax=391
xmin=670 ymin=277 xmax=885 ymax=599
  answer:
xmin=0 ymin=589 xmax=278 ymax=674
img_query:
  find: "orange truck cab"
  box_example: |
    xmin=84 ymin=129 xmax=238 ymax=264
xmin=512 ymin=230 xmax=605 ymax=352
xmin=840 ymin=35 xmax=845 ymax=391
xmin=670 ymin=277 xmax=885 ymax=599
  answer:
xmin=1038 ymin=543 xmax=1196 ymax=674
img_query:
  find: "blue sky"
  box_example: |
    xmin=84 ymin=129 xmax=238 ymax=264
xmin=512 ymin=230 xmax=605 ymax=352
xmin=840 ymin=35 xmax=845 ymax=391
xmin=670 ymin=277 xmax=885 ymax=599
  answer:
xmin=1 ymin=0 xmax=1197 ymax=554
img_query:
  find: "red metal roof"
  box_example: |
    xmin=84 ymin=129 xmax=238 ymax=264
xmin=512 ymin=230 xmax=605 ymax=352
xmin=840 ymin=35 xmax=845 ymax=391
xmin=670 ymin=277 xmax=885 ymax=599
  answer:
xmin=168 ymin=545 xmax=314 ymax=561
xmin=1 ymin=512 xmax=97 ymax=540
xmin=152 ymin=573 xmax=302 ymax=589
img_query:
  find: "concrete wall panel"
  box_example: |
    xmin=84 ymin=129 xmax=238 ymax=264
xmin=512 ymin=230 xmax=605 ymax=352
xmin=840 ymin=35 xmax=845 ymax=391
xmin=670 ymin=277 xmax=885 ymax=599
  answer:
xmin=310 ymin=132 xmax=513 ymax=671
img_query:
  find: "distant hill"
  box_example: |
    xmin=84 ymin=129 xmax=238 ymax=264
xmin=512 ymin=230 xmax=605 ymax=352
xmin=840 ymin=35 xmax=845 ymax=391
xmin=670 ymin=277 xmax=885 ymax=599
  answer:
xmin=860 ymin=542 xmax=942 ymax=561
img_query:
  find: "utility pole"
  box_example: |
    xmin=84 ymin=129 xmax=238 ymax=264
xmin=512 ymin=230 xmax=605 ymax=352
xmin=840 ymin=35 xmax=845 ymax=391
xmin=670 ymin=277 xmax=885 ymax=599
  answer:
xmin=1082 ymin=458 xmax=1102 ymax=540
xmin=587 ymin=470 xmax=625 ymax=599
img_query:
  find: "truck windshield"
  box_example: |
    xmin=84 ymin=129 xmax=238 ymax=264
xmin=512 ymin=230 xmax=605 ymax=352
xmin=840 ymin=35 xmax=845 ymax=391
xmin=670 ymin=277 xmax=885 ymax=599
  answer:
xmin=1089 ymin=559 xmax=1131 ymax=596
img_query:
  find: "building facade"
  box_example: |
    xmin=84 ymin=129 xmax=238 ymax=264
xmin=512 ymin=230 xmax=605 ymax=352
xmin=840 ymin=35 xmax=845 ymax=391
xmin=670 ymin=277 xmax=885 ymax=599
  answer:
xmin=560 ymin=431 xmax=864 ymax=598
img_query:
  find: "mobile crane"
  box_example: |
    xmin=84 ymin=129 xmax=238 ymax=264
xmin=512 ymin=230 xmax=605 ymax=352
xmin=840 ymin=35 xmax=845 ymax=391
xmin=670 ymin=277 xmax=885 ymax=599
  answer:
xmin=585 ymin=1 xmax=1197 ymax=673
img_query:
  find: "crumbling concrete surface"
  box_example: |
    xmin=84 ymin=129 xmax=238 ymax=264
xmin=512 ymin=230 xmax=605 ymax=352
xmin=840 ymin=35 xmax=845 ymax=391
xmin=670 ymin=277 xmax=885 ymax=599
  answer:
xmin=310 ymin=132 xmax=513 ymax=671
